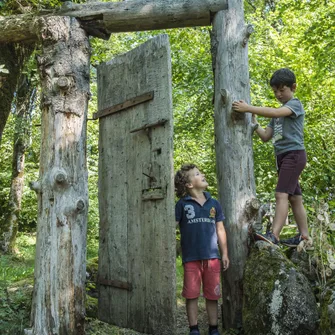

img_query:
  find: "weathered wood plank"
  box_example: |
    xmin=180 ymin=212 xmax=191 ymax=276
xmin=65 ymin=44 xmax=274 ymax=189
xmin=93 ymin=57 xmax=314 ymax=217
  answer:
xmin=0 ymin=0 xmax=228 ymax=44
xmin=100 ymin=0 xmax=228 ymax=32
xmin=97 ymin=34 xmax=175 ymax=335
xmin=0 ymin=14 xmax=39 ymax=44
xmin=59 ymin=0 xmax=228 ymax=19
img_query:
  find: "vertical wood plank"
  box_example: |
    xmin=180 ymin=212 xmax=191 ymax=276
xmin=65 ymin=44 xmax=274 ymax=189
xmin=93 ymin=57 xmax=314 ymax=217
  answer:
xmin=97 ymin=34 xmax=176 ymax=334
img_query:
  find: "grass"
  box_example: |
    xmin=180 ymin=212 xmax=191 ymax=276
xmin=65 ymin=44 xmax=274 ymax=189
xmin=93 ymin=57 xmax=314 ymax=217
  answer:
xmin=0 ymin=234 xmax=35 ymax=335
xmin=0 ymin=234 xmax=35 ymax=284
xmin=2 ymin=202 xmax=334 ymax=334
xmin=0 ymin=234 xmax=224 ymax=335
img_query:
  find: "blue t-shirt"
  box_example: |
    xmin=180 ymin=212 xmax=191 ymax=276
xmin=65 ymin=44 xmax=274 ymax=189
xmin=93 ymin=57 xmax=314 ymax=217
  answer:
xmin=175 ymin=192 xmax=225 ymax=263
xmin=268 ymin=98 xmax=305 ymax=155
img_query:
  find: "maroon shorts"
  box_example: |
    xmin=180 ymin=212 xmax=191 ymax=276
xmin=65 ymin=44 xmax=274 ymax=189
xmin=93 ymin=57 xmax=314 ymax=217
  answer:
xmin=182 ymin=259 xmax=221 ymax=300
xmin=276 ymin=150 xmax=307 ymax=195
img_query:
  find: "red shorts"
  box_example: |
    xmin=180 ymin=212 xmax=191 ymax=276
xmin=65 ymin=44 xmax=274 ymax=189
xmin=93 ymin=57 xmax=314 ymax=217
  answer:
xmin=276 ymin=150 xmax=307 ymax=195
xmin=182 ymin=259 xmax=221 ymax=300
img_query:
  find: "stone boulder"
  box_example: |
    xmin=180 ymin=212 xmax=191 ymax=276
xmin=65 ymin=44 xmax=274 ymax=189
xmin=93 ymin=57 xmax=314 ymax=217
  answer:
xmin=243 ymin=241 xmax=319 ymax=335
xmin=286 ymin=248 xmax=319 ymax=285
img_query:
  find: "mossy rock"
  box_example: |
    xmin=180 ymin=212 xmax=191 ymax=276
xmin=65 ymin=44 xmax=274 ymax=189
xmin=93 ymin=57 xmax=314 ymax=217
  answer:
xmin=243 ymin=241 xmax=319 ymax=335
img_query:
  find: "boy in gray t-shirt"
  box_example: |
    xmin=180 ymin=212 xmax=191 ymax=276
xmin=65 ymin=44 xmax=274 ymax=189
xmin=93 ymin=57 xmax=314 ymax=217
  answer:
xmin=232 ymin=68 xmax=311 ymax=248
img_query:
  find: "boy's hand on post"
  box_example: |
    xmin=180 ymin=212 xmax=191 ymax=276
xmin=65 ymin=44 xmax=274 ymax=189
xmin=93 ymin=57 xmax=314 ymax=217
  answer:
xmin=252 ymin=113 xmax=257 ymax=123
xmin=232 ymin=100 xmax=250 ymax=113
xmin=251 ymin=113 xmax=259 ymax=132
xmin=222 ymin=256 xmax=229 ymax=271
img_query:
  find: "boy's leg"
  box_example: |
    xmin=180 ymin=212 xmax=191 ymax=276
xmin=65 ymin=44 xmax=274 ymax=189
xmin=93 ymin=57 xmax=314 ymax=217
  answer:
xmin=186 ymin=298 xmax=199 ymax=326
xmin=206 ymin=299 xmax=218 ymax=326
xmin=203 ymin=259 xmax=221 ymax=330
xmin=274 ymin=150 xmax=307 ymax=239
xmin=289 ymin=194 xmax=309 ymax=237
xmin=182 ymin=261 xmax=202 ymax=328
xmin=272 ymin=192 xmax=289 ymax=240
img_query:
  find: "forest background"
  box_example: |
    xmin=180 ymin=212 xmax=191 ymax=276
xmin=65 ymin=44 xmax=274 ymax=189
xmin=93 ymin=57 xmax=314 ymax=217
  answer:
xmin=0 ymin=0 xmax=334 ymax=333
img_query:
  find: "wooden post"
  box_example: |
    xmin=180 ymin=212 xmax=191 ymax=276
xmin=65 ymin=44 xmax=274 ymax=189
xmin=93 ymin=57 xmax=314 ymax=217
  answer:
xmin=211 ymin=1 xmax=256 ymax=330
xmin=27 ymin=16 xmax=90 ymax=335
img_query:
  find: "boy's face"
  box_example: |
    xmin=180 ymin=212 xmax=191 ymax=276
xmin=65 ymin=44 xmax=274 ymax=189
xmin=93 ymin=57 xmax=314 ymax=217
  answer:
xmin=186 ymin=168 xmax=208 ymax=191
xmin=272 ymin=84 xmax=296 ymax=104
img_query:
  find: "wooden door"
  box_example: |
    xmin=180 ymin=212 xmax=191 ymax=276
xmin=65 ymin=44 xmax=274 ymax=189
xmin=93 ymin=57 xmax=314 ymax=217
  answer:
xmin=96 ymin=34 xmax=176 ymax=335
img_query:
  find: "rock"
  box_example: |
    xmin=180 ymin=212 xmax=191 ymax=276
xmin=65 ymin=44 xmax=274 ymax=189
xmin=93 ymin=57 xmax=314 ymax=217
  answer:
xmin=286 ymin=248 xmax=319 ymax=285
xmin=243 ymin=241 xmax=319 ymax=335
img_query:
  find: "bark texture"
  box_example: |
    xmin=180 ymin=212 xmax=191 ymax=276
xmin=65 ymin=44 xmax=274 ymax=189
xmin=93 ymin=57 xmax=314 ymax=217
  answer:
xmin=211 ymin=2 xmax=256 ymax=330
xmin=28 ymin=16 xmax=90 ymax=335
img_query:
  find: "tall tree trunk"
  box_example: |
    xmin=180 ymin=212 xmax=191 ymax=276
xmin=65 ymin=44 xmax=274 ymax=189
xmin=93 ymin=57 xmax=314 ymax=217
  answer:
xmin=1 ymin=73 xmax=36 ymax=253
xmin=27 ymin=16 xmax=90 ymax=335
xmin=211 ymin=2 xmax=257 ymax=330
xmin=0 ymin=45 xmax=34 ymax=252
xmin=0 ymin=44 xmax=30 ymax=144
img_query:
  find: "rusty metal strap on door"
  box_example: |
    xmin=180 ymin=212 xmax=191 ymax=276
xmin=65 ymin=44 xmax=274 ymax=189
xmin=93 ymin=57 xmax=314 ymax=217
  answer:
xmin=93 ymin=91 xmax=154 ymax=120
xmin=130 ymin=118 xmax=168 ymax=133
xmin=98 ymin=277 xmax=133 ymax=291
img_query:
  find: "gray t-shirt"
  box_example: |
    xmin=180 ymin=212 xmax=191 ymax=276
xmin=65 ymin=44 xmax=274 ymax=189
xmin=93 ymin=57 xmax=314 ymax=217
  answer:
xmin=268 ymin=98 xmax=305 ymax=155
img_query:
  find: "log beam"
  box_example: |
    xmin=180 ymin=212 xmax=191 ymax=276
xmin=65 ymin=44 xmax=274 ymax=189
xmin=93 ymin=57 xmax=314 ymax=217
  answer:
xmin=0 ymin=0 xmax=228 ymax=44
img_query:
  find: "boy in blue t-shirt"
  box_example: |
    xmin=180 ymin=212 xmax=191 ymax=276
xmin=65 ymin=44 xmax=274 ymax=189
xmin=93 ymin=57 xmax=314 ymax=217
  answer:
xmin=175 ymin=164 xmax=229 ymax=335
xmin=232 ymin=68 xmax=311 ymax=248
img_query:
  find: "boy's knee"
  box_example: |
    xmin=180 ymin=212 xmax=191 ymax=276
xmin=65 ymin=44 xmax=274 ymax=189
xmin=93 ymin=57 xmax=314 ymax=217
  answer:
xmin=288 ymin=194 xmax=303 ymax=205
xmin=275 ymin=192 xmax=289 ymax=201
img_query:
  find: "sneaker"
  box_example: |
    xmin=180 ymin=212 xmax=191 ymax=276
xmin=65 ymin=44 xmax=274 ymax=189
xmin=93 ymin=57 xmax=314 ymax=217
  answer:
xmin=189 ymin=330 xmax=200 ymax=335
xmin=254 ymin=231 xmax=279 ymax=245
xmin=281 ymin=234 xmax=307 ymax=247
xmin=208 ymin=329 xmax=220 ymax=335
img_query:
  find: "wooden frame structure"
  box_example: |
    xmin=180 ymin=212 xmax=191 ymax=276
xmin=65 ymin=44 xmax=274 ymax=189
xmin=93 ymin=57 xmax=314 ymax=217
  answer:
xmin=0 ymin=1 xmax=256 ymax=334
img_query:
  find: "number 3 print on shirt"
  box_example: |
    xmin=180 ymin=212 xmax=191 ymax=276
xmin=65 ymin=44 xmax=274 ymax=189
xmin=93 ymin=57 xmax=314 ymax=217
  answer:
xmin=184 ymin=205 xmax=195 ymax=219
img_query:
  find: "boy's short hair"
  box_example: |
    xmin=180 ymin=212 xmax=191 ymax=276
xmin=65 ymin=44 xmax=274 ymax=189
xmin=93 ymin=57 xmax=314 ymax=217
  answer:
xmin=175 ymin=164 xmax=197 ymax=198
xmin=270 ymin=68 xmax=296 ymax=89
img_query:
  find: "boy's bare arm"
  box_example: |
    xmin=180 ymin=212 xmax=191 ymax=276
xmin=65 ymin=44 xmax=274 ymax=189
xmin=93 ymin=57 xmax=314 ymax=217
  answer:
xmin=251 ymin=114 xmax=273 ymax=142
xmin=255 ymin=125 xmax=273 ymax=142
xmin=216 ymin=221 xmax=229 ymax=271
xmin=232 ymin=100 xmax=292 ymax=118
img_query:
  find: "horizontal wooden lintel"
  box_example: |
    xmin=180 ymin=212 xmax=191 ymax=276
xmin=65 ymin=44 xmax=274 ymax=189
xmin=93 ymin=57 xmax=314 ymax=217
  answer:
xmin=98 ymin=278 xmax=132 ymax=291
xmin=93 ymin=91 xmax=154 ymax=120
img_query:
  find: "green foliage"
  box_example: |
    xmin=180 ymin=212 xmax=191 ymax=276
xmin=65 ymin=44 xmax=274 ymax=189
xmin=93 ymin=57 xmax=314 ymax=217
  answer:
xmin=0 ymin=0 xmax=87 ymax=15
xmin=0 ymin=1 xmax=333 ymax=334
xmin=0 ymin=234 xmax=35 ymax=334
xmin=308 ymin=202 xmax=335 ymax=286
xmin=246 ymin=0 xmax=335 ymax=209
